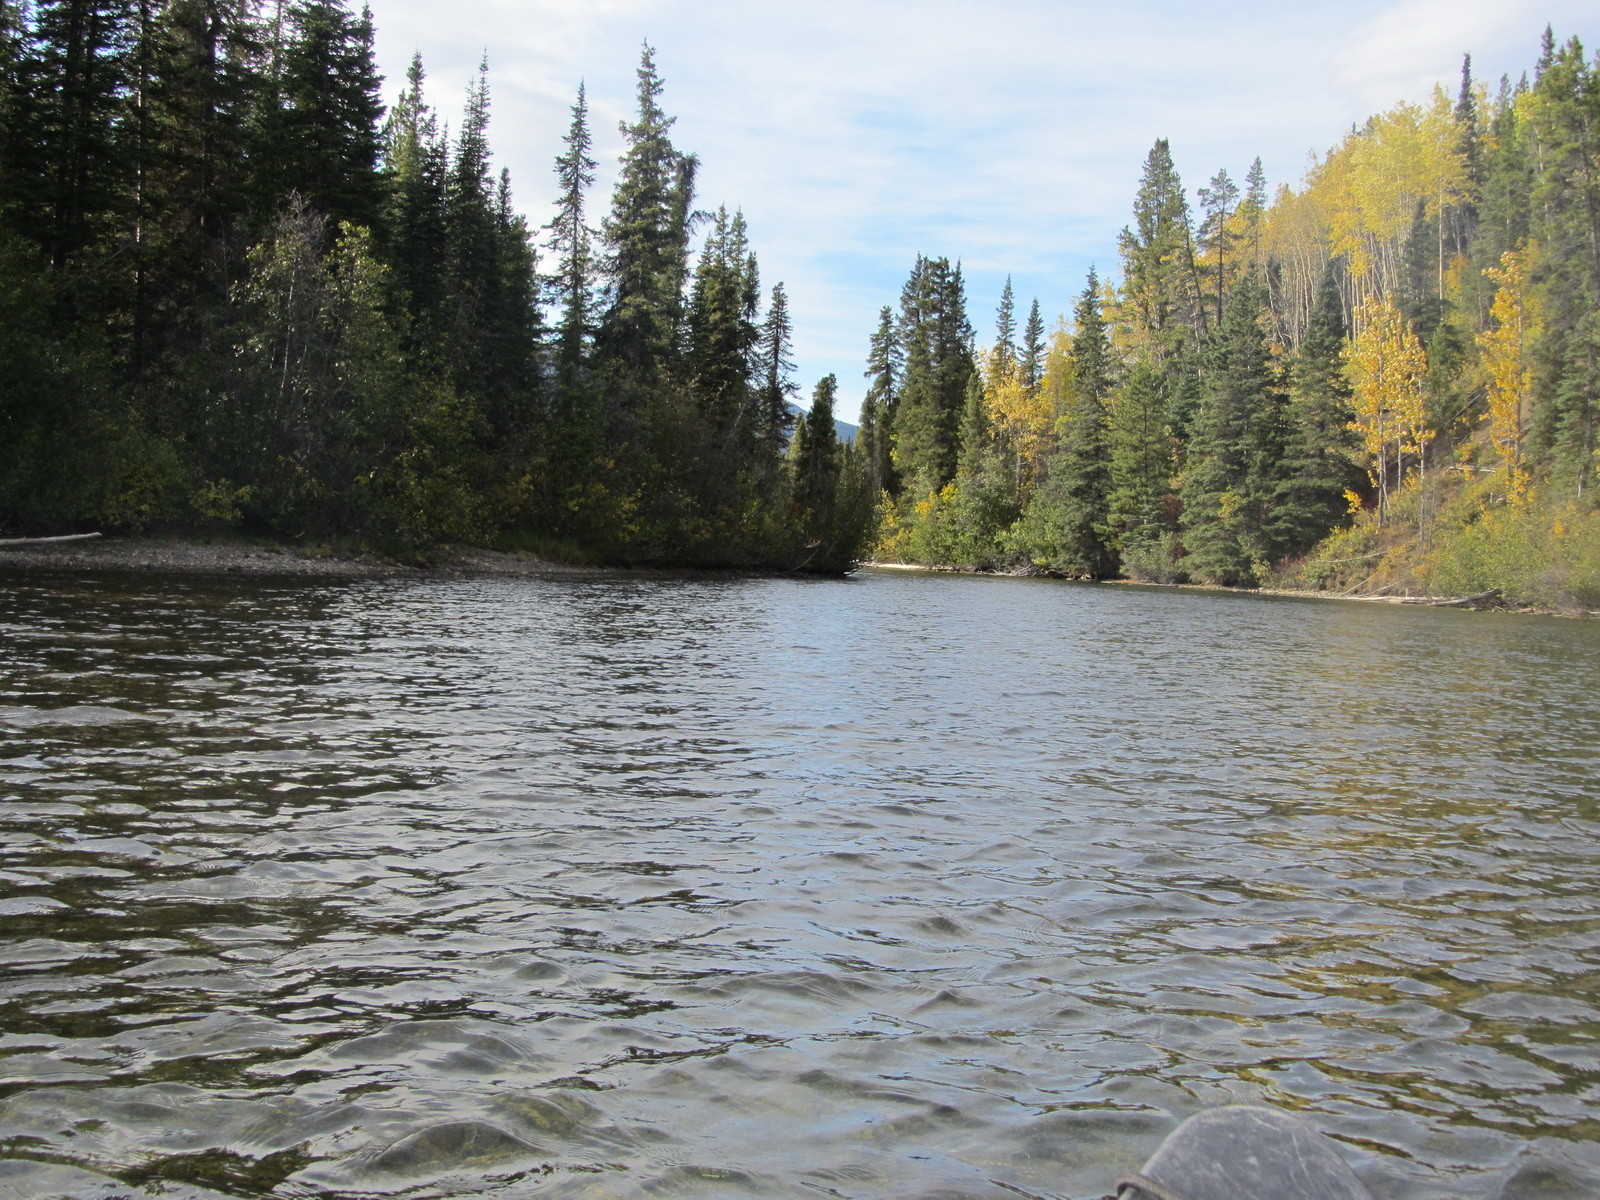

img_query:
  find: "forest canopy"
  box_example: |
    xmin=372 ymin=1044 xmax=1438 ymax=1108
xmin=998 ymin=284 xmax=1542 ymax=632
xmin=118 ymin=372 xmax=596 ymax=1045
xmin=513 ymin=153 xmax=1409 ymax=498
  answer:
xmin=860 ymin=29 xmax=1600 ymax=609
xmin=1 ymin=6 xmax=1596 ymax=603
xmin=0 ymin=2 xmax=870 ymax=569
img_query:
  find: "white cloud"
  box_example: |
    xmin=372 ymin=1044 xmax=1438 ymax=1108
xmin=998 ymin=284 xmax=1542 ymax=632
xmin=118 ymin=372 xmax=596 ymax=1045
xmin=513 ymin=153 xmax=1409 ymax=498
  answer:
xmin=364 ymin=0 xmax=1599 ymax=420
xmin=1335 ymin=0 xmax=1591 ymax=112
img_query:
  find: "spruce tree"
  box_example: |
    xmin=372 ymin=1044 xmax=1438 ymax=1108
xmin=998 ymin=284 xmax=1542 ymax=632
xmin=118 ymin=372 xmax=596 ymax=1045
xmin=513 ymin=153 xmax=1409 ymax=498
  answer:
xmin=1108 ymin=357 xmax=1173 ymax=544
xmin=383 ymin=54 xmax=448 ymax=354
xmin=793 ymin=373 xmax=841 ymax=523
xmin=891 ymin=255 xmax=973 ymax=497
xmin=1020 ymin=297 xmax=1044 ymax=394
xmin=858 ymin=303 xmax=899 ymax=493
xmin=1197 ymin=167 xmax=1239 ymax=326
xmin=9 ymin=0 xmax=137 ymax=274
xmin=257 ymin=0 xmax=384 ymax=230
xmin=442 ymin=62 xmax=505 ymax=415
xmin=1051 ymin=270 xmax=1117 ymax=576
xmin=1273 ymin=266 xmax=1362 ymax=556
xmin=686 ymin=205 xmax=759 ymax=446
xmin=1180 ymin=278 xmax=1286 ymax=585
xmin=995 ymin=274 xmax=1016 ymax=372
xmin=755 ymin=280 xmax=797 ymax=463
xmin=545 ymin=80 xmax=595 ymax=398
xmin=596 ymin=41 xmax=688 ymax=412
xmin=1120 ymin=138 xmax=1207 ymax=354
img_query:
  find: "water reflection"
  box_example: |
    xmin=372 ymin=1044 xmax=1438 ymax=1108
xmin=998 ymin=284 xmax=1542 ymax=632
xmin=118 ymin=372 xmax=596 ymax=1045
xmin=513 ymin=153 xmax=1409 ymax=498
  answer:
xmin=1 ymin=568 xmax=1598 ymax=1199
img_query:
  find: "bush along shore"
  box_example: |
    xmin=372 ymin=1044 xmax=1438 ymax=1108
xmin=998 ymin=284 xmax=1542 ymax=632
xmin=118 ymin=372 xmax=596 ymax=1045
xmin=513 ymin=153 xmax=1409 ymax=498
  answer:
xmin=0 ymin=10 xmax=872 ymax=572
xmin=850 ymin=29 xmax=1599 ymax=615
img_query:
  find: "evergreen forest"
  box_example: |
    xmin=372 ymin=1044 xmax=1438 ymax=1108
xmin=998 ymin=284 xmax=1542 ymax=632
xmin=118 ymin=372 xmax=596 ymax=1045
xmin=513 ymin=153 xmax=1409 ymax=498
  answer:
xmin=862 ymin=30 xmax=1600 ymax=610
xmin=0 ymin=2 xmax=871 ymax=569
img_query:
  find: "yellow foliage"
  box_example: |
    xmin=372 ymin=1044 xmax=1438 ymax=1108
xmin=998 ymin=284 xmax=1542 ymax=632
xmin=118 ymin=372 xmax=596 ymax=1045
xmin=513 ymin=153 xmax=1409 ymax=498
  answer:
xmin=1304 ymin=88 xmax=1468 ymax=302
xmin=1477 ymin=242 xmax=1543 ymax=501
xmin=1344 ymin=294 xmax=1430 ymax=506
xmin=984 ymin=340 xmax=1056 ymax=489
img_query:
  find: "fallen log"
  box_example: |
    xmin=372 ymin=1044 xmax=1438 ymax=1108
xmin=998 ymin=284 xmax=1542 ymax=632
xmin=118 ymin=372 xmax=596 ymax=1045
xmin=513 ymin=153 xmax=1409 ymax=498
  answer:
xmin=1431 ymin=589 xmax=1502 ymax=608
xmin=0 ymin=532 xmax=102 ymax=549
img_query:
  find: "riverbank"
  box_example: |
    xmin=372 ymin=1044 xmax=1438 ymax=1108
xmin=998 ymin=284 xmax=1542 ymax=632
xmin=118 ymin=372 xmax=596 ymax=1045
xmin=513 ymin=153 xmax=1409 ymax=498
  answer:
xmin=0 ymin=534 xmax=587 ymax=580
xmin=861 ymin=561 xmax=1600 ymax=617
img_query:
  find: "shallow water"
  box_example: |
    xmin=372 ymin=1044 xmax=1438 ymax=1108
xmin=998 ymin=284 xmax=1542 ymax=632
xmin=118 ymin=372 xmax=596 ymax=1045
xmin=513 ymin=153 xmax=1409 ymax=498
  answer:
xmin=1 ymin=566 xmax=1597 ymax=1200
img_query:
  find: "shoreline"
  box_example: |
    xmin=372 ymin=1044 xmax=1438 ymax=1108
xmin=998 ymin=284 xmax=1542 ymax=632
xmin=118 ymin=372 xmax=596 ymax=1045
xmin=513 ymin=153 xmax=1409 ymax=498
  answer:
xmin=859 ymin=561 xmax=1598 ymax=619
xmin=0 ymin=535 xmax=590 ymax=581
xmin=2 ymin=541 xmax=1592 ymax=618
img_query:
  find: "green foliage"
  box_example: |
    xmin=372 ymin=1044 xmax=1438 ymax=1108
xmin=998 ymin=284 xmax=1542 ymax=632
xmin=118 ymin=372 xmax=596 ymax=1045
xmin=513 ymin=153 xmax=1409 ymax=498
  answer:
xmin=0 ymin=12 xmax=859 ymax=570
xmin=890 ymin=255 xmax=974 ymax=498
xmin=1180 ymin=279 xmax=1285 ymax=586
xmin=1429 ymin=497 xmax=1600 ymax=611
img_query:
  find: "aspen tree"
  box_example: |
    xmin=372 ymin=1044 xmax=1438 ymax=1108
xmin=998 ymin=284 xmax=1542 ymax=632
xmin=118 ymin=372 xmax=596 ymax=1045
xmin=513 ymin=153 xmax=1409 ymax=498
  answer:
xmin=1344 ymin=294 xmax=1428 ymax=517
xmin=1478 ymin=243 xmax=1543 ymax=499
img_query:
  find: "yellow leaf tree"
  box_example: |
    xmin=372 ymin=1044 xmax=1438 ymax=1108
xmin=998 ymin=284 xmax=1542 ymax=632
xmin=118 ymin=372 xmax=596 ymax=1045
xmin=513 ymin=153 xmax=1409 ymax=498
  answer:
xmin=1477 ymin=242 xmax=1543 ymax=501
xmin=1344 ymin=295 xmax=1430 ymax=518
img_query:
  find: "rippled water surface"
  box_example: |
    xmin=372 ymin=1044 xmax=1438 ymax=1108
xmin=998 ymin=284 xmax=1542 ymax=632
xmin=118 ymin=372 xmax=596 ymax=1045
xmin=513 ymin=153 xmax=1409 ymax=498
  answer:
xmin=2 ymin=566 xmax=1599 ymax=1200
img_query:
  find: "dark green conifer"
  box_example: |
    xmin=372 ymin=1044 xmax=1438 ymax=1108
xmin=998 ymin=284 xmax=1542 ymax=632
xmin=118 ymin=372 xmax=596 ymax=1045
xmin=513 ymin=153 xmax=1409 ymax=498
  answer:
xmin=1019 ymin=297 xmax=1044 ymax=393
xmin=1180 ymin=278 xmax=1286 ymax=585
xmin=858 ymin=304 xmax=899 ymax=493
xmin=256 ymin=0 xmax=384 ymax=230
xmin=755 ymin=281 xmax=797 ymax=462
xmin=793 ymin=373 xmax=841 ymax=522
xmin=596 ymin=42 xmax=688 ymax=412
xmin=892 ymin=255 xmax=973 ymax=497
xmin=545 ymin=80 xmax=595 ymax=397
xmin=1108 ymin=357 xmax=1173 ymax=544
xmin=995 ymin=274 xmax=1016 ymax=371
xmin=1052 ymin=270 xmax=1117 ymax=576
xmin=1273 ymin=266 xmax=1362 ymax=556
xmin=382 ymin=53 xmax=448 ymax=354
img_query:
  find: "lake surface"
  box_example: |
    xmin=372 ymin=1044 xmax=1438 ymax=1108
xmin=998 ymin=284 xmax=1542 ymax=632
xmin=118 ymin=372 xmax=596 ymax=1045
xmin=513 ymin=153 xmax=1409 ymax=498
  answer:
xmin=1 ymin=566 xmax=1598 ymax=1200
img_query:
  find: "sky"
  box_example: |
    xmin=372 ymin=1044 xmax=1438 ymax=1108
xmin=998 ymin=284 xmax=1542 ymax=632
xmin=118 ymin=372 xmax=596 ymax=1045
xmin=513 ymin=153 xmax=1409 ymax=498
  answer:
xmin=363 ymin=0 xmax=1600 ymax=423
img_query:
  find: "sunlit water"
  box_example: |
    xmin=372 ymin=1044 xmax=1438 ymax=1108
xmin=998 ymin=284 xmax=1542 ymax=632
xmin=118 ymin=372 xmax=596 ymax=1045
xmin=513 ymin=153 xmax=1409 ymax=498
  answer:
xmin=1 ymin=566 xmax=1598 ymax=1200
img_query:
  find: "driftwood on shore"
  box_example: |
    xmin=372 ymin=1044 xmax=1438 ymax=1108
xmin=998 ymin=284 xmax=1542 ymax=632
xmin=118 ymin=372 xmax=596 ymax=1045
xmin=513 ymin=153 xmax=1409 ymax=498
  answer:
xmin=1427 ymin=589 xmax=1503 ymax=608
xmin=0 ymin=532 xmax=102 ymax=549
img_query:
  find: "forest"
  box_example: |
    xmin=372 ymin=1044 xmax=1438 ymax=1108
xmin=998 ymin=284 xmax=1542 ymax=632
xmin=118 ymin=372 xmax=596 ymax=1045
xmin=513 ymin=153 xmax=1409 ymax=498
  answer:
xmin=0 ymin=1 xmax=870 ymax=569
xmin=1 ymin=5 xmax=1597 ymax=603
xmin=863 ymin=29 xmax=1600 ymax=609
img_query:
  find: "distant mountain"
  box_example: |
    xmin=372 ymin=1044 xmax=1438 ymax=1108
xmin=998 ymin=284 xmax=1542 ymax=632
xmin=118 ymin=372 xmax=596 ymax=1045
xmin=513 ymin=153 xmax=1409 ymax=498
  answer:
xmin=786 ymin=402 xmax=858 ymax=444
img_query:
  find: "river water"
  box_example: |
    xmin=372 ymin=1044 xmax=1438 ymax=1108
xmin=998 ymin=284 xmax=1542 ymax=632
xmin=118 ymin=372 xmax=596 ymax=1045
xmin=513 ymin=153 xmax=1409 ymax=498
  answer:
xmin=1 ymin=566 xmax=1598 ymax=1200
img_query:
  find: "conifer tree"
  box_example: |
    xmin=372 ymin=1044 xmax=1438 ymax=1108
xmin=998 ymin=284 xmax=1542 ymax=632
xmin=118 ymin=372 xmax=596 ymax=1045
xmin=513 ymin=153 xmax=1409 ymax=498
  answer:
xmin=686 ymin=205 xmax=760 ymax=445
xmin=597 ymin=42 xmax=688 ymax=412
xmin=256 ymin=0 xmax=384 ymax=230
xmin=756 ymin=280 xmax=797 ymax=462
xmin=995 ymin=274 xmax=1016 ymax=372
xmin=9 ymin=0 xmax=136 ymax=274
xmin=1274 ymin=266 xmax=1362 ymax=555
xmin=1180 ymin=279 xmax=1286 ymax=585
xmin=1446 ymin=54 xmax=1480 ymax=259
xmin=1009 ymin=272 xmax=1116 ymax=576
xmin=383 ymin=53 xmax=448 ymax=352
xmin=1120 ymin=138 xmax=1206 ymax=355
xmin=1197 ymin=167 xmax=1239 ymax=325
xmin=1108 ymin=357 xmax=1174 ymax=545
xmin=793 ymin=373 xmax=841 ymax=522
xmin=892 ymin=255 xmax=973 ymax=497
xmin=546 ymin=80 xmax=594 ymax=397
xmin=1050 ymin=270 xmax=1117 ymax=576
xmin=1020 ymin=297 xmax=1044 ymax=393
xmin=858 ymin=304 xmax=899 ymax=493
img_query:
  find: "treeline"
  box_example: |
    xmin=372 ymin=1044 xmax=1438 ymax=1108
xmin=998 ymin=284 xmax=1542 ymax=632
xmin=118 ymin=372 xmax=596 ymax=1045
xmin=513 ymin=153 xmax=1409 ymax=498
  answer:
xmin=0 ymin=2 xmax=871 ymax=568
xmin=865 ymin=30 xmax=1600 ymax=608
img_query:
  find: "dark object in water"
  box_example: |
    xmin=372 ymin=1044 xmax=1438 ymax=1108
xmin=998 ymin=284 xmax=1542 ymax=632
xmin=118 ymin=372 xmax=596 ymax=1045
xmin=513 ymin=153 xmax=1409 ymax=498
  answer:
xmin=1117 ymin=1106 xmax=1374 ymax=1200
